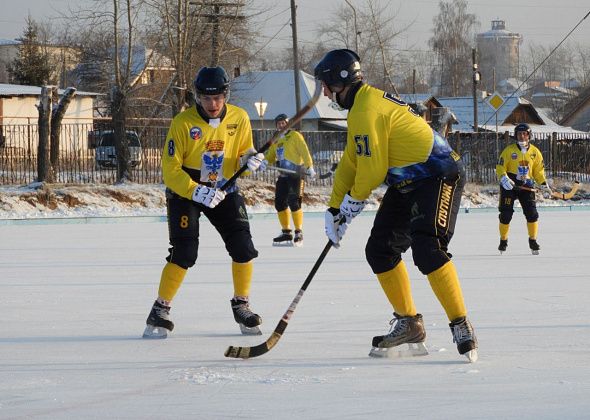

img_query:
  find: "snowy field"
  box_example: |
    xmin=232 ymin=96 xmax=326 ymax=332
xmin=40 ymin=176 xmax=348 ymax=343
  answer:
xmin=1 ymin=208 xmax=590 ymax=419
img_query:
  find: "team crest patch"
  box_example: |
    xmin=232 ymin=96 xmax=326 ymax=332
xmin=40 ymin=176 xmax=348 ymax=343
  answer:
xmin=190 ymin=126 xmax=202 ymax=140
xmin=227 ymin=124 xmax=238 ymax=136
xmin=511 ymin=153 xmax=518 ymax=160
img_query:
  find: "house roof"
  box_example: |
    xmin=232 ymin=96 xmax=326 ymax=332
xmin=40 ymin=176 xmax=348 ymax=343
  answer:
xmin=229 ymin=70 xmax=348 ymax=122
xmin=0 ymin=84 xmax=100 ymax=97
xmin=438 ymin=95 xmax=585 ymax=134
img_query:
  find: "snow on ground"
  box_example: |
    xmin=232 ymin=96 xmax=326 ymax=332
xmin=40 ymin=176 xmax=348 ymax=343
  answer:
xmin=1 ymin=209 xmax=590 ymax=419
xmin=1 ymin=178 xmax=588 ymax=220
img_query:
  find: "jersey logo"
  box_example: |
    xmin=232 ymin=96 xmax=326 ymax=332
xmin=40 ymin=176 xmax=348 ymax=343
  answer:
xmin=511 ymin=153 xmax=518 ymax=160
xmin=205 ymin=139 xmax=224 ymax=151
xmin=202 ymin=153 xmax=224 ymax=183
xmin=190 ymin=126 xmax=202 ymax=140
xmin=227 ymin=123 xmax=238 ymax=136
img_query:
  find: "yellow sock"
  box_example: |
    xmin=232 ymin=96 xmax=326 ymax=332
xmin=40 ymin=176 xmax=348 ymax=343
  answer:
xmin=158 ymin=262 xmax=188 ymax=303
xmin=527 ymin=221 xmax=538 ymax=239
xmin=292 ymin=209 xmax=303 ymax=230
xmin=376 ymin=261 xmax=417 ymax=316
xmin=499 ymin=223 xmax=510 ymax=240
xmin=232 ymin=261 xmax=253 ymax=297
xmin=427 ymin=261 xmax=466 ymax=321
xmin=278 ymin=210 xmax=291 ymax=230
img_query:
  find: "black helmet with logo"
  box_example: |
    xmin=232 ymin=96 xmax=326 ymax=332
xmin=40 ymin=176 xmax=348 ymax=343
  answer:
xmin=514 ymin=123 xmax=532 ymax=137
xmin=274 ymin=113 xmax=288 ymax=123
xmin=314 ymin=49 xmax=362 ymax=89
xmin=194 ymin=66 xmax=230 ymax=96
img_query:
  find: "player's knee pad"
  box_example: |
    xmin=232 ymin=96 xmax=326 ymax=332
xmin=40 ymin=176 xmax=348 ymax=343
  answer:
xmin=166 ymin=238 xmax=198 ymax=269
xmin=498 ymin=210 xmax=513 ymax=225
xmin=227 ymin=234 xmax=259 ymax=263
xmin=365 ymin=239 xmax=402 ymax=274
xmin=411 ymin=237 xmax=449 ymax=275
xmin=288 ymin=196 xmax=302 ymax=211
xmin=274 ymin=202 xmax=288 ymax=212
xmin=523 ymin=208 xmax=539 ymax=223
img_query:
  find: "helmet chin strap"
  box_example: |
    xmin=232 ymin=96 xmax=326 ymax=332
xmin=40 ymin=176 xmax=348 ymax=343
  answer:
xmin=329 ymin=91 xmax=345 ymax=111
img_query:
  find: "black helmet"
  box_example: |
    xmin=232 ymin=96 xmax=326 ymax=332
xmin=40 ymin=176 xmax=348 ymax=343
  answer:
xmin=514 ymin=123 xmax=532 ymax=137
xmin=314 ymin=49 xmax=362 ymax=89
xmin=194 ymin=66 xmax=230 ymax=96
xmin=274 ymin=113 xmax=288 ymax=123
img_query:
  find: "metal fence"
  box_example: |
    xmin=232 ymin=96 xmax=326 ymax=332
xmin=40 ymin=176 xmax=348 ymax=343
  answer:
xmin=1 ymin=122 xmax=589 ymax=186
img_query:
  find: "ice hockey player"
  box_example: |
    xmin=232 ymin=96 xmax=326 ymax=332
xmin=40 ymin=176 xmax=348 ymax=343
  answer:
xmin=264 ymin=113 xmax=316 ymax=247
xmin=315 ymin=49 xmax=478 ymax=362
xmin=143 ymin=66 xmax=266 ymax=338
xmin=496 ymin=123 xmax=551 ymax=255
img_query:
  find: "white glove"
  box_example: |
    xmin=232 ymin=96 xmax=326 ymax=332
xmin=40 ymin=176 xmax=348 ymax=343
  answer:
xmin=339 ymin=193 xmax=366 ymax=223
xmin=500 ymin=174 xmax=515 ymax=191
xmin=192 ymin=185 xmax=226 ymax=208
xmin=246 ymin=152 xmax=266 ymax=172
xmin=541 ymin=183 xmax=552 ymax=194
xmin=305 ymin=167 xmax=316 ymax=179
xmin=324 ymin=209 xmax=347 ymax=248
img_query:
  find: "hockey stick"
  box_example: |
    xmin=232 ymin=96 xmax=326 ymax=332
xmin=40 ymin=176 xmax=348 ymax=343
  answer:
xmin=550 ymin=180 xmax=580 ymax=200
xmin=224 ymin=240 xmax=334 ymax=359
xmin=267 ymin=165 xmax=300 ymax=175
xmin=514 ymin=180 xmax=580 ymax=200
xmin=220 ymin=81 xmax=323 ymax=192
xmin=318 ymin=163 xmax=338 ymax=180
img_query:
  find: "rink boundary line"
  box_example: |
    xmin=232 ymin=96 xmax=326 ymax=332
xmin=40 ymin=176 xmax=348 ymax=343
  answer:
xmin=1 ymin=205 xmax=589 ymax=225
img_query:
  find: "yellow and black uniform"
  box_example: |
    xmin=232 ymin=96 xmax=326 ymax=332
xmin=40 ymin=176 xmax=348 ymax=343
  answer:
xmin=265 ymin=130 xmax=314 ymax=232
xmin=333 ymin=82 xmax=468 ymax=323
xmin=157 ymin=103 xmax=258 ymax=303
xmin=496 ymin=142 xmax=547 ymax=241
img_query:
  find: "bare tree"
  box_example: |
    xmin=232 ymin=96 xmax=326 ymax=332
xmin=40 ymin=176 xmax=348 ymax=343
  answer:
xmin=429 ymin=0 xmax=479 ymax=96
xmin=312 ymin=0 xmax=412 ymax=92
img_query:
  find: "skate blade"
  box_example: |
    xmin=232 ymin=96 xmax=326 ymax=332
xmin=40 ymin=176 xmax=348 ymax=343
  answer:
xmin=293 ymin=241 xmax=303 ymax=248
xmin=239 ymin=323 xmax=262 ymax=335
xmin=531 ymin=250 xmax=539 ymax=255
xmin=273 ymin=241 xmax=293 ymax=247
xmin=369 ymin=342 xmax=429 ymax=358
xmin=465 ymin=349 xmax=478 ymax=363
xmin=142 ymin=325 xmax=169 ymax=339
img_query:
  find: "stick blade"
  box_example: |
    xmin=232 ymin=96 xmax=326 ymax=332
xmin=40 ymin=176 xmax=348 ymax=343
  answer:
xmin=224 ymin=332 xmax=282 ymax=359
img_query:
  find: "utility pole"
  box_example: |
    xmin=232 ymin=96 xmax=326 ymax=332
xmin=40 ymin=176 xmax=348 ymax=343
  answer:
xmin=290 ymin=0 xmax=301 ymax=126
xmin=472 ymin=48 xmax=480 ymax=133
xmin=189 ymin=1 xmax=246 ymax=66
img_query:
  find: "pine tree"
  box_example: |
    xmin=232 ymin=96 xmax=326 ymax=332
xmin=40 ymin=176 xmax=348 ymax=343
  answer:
xmin=7 ymin=16 xmax=51 ymax=86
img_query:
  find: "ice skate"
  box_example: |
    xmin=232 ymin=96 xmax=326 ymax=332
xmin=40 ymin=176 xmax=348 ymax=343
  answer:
xmin=293 ymin=229 xmax=303 ymax=247
xmin=272 ymin=229 xmax=293 ymax=247
xmin=498 ymin=239 xmax=508 ymax=254
xmin=449 ymin=316 xmax=478 ymax=363
xmin=529 ymin=238 xmax=540 ymax=255
xmin=231 ymin=297 xmax=262 ymax=335
xmin=143 ymin=300 xmax=174 ymax=339
xmin=369 ymin=313 xmax=428 ymax=358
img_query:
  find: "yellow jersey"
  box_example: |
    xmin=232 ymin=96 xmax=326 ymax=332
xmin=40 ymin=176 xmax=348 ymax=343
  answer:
xmin=329 ymin=84 xmax=458 ymax=207
xmin=265 ymin=130 xmax=313 ymax=174
xmin=496 ymin=143 xmax=547 ymax=184
xmin=162 ymin=104 xmax=254 ymax=199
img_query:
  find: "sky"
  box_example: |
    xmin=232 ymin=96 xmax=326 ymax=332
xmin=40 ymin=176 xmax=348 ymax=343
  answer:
xmin=1 ymin=0 xmax=589 ymax=54
xmin=1 ymin=199 xmax=590 ymax=418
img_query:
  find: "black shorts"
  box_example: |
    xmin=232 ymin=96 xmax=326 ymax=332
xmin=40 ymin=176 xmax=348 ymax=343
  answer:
xmin=165 ymin=192 xmax=258 ymax=267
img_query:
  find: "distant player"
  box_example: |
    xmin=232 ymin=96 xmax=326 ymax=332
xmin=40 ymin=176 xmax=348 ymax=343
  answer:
xmin=315 ymin=49 xmax=477 ymax=362
xmin=143 ymin=66 xmax=266 ymax=338
xmin=265 ymin=113 xmax=316 ymax=246
xmin=496 ymin=123 xmax=551 ymax=255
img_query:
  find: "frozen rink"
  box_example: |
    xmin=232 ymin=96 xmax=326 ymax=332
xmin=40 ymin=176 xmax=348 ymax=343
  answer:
xmin=1 ymin=209 xmax=590 ymax=419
